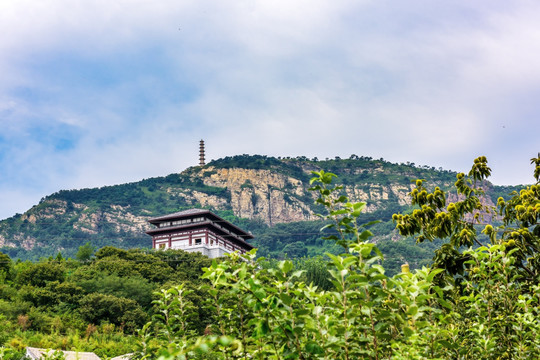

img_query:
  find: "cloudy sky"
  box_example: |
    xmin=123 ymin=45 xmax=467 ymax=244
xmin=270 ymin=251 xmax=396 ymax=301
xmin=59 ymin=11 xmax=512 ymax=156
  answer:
xmin=0 ymin=0 xmax=539 ymax=220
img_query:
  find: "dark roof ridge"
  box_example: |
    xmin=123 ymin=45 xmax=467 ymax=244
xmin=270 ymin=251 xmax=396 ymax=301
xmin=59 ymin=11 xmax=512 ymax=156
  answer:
xmin=147 ymin=209 xmax=254 ymax=242
xmin=148 ymin=208 xmax=210 ymax=222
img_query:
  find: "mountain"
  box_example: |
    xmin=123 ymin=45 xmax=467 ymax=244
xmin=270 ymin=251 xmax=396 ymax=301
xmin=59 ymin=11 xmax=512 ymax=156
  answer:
xmin=0 ymin=155 xmax=523 ymax=268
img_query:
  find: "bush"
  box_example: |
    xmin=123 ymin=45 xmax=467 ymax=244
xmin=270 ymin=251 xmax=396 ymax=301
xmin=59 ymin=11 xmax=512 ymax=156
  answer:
xmin=79 ymin=293 xmax=147 ymax=333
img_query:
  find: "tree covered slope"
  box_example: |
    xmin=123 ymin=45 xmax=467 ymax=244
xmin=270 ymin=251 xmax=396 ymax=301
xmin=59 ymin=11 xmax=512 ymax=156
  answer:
xmin=0 ymin=155 xmax=525 ymax=268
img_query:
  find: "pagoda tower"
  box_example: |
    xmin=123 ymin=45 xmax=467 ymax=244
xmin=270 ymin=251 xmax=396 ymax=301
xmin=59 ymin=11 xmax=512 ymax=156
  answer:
xmin=199 ymin=139 xmax=205 ymax=166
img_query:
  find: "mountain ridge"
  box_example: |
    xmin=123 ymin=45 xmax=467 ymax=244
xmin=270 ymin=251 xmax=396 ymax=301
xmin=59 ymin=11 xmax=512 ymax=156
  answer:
xmin=0 ymin=154 xmax=523 ymax=260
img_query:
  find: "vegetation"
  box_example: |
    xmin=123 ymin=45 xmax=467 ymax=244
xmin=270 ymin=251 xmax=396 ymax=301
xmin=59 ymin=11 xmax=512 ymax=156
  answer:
xmin=130 ymin=156 xmax=540 ymax=359
xmin=393 ymin=155 xmax=540 ymax=282
xmin=0 ymin=247 xmax=213 ymax=358
xmin=0 ymin=155 xmax=538 ymax=359
xmin=1 ymin=154 xmax=519 ymax=265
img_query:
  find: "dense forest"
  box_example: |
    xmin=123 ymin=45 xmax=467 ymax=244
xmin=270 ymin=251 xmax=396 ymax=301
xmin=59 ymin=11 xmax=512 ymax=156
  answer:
xmin=0 ymin=247 xmax=214 ymax=357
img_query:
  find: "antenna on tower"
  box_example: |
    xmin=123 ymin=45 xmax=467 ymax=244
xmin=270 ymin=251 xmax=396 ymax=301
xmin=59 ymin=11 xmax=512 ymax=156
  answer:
xmin=199 ymin=140 xmax=205 ymax=166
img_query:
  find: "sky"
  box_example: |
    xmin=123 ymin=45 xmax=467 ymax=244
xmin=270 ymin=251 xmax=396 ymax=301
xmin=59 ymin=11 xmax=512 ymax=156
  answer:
xmin=0 ymin=0 xmax=539 ymax=220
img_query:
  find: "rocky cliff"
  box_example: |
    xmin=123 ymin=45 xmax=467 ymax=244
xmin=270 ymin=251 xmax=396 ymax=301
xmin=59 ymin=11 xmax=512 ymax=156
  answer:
xmin=0 ymin=155 xmax=516 ymax=259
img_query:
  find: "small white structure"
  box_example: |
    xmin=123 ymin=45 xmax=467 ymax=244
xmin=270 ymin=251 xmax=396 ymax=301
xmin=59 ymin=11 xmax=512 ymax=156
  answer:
xmin=25 ymin=347 xmax=131 ymax=360
xmin=146 ymin=209 xmax=254 ymax=258
xmin=25 ymin=347 xmax=101 ymax=360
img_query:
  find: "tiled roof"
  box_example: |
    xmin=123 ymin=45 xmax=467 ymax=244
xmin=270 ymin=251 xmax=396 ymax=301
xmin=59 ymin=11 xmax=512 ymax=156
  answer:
xmin=148 ymin=208 xmax=209 ymax=221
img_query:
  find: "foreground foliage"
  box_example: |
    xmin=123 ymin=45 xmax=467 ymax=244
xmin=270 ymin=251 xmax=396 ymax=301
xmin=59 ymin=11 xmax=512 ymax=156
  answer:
xmin=135 ymin=156 xmax=540 ymax=359
xmin=1 ymin=155 xmax=538 ymax=359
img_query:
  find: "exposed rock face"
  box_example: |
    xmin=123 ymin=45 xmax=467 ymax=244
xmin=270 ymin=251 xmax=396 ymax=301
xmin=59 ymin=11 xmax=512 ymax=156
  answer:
xmin=1 ymin=200 xmax=152 ymax=250
xmin=445 ymin=183 xmax=499 ymax=224
xmin=0 ymin=234 xmax=11 ymax=248
xmin=197 ymin=167 xmax=315 ymax=225
xmin=390 ymin=185 xmax=415 ymax=205
xmin=166 ymin=188 xmax=229 ymax=210
xmin=70 ymin=204 xmax=150 ymax=234
xmin=342 ymin=183 xmax=414 ymax=212
xmin=73 ymin=210 xmax=101 ymax=234
xmin=174 ymin=167 xmax=418 ymax=224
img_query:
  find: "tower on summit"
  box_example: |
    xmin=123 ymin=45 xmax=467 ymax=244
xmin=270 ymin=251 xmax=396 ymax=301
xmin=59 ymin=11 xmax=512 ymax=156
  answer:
xmin=199 ymin=140 xmax=205 ymax=166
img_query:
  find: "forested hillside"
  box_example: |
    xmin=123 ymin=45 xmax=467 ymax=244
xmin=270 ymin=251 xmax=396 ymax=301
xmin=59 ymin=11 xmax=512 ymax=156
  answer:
xmin=0 ymin=155 xmax=538 ymax=359
xmin=0 ymin=155 xmax=525 ymax=273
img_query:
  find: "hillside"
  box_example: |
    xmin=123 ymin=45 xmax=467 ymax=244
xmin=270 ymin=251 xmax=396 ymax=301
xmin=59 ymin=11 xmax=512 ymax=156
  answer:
xmin=0 ymin=155 xmax=524 ymax=269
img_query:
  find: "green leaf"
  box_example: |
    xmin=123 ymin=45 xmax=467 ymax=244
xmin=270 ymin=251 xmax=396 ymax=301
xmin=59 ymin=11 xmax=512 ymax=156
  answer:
xmin=256 ymin=321 xmax=270 ymax=336
xmin=278 ymin=260 xmax=294 ymax=274
xmin=254 ymin=288 xmax=267 ymax=300
xmin=280 ymin=293 xmax=293 ymax=306
xmin=305 ymin=341 xmax=324 ymax=354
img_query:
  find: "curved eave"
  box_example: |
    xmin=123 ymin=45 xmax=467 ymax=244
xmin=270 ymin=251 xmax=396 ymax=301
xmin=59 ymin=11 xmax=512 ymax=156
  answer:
xmin=148 ymin=209 xmax=212 ymax=223
xmin=148 ymin=214 xmax=253 ymax=239
xmin=146 ymin=221 xmax=254 ymax=250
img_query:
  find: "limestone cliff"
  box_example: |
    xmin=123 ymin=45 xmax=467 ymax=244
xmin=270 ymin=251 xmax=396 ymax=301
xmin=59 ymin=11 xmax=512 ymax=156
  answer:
xmin=0 ymin=155 xmax=516 ymax=259
xmin=196 ymin=167 xmax=315 ymax=224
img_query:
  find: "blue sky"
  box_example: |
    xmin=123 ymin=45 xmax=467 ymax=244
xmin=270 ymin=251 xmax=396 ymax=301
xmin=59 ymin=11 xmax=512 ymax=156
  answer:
xmin=0 ymin=0 xmax=539 ymax=220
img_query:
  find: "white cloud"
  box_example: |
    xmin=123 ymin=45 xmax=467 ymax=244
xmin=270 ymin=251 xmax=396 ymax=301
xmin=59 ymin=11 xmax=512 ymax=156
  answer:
xmin=0 ymin=0 xmax=539 ymax=219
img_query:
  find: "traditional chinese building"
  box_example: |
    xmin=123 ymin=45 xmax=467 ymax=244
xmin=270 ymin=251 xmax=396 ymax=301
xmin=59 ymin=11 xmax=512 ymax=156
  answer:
xmin=146 ymin=209 xmax=254 ymax=258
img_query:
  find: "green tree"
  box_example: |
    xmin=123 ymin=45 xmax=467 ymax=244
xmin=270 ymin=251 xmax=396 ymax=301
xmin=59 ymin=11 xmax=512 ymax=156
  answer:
xmin=79 ymin=293 xmax=147 ymax=333
xmin=282 ymin=241 xmax=308 ymax=257
xmin=0 ymin=252 xmax=12 ymax=282
xmin=17 ymin=262 xmax=65 ymax=287
xmin=393 ymin=155 xmax=540 ymax=283
xmin=76 ymin=242 xmax=95 ymax=262
xmin=77 ymin=274 xmax=154 ymax=309
xmin=0 ymin=347 xmax=25 ymax=360
xmin=296 ymin=256 xmax=334 ymax=291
